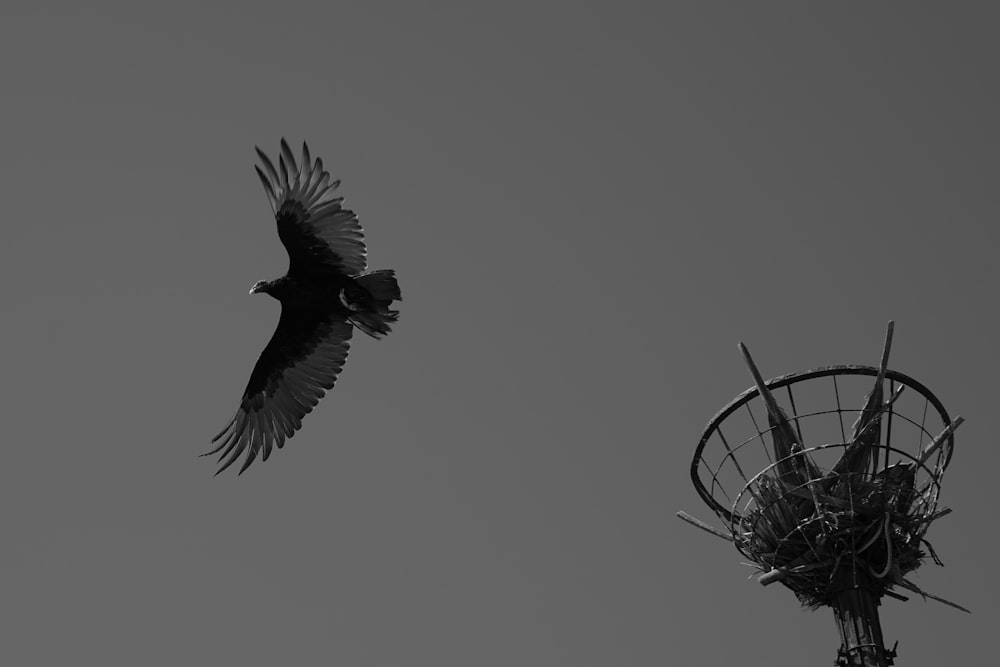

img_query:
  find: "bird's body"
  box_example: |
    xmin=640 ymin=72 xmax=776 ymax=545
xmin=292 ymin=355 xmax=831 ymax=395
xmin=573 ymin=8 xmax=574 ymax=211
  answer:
xmin=206 ymin=139 xmax=400 ymax=475
xmin=254 ymin=273 xmax=345 ymax=309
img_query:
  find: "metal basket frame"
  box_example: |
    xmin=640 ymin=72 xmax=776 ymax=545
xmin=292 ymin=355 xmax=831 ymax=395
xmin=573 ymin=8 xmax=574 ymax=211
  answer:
xmin=690 ymin=364 xmax=955 ymax=531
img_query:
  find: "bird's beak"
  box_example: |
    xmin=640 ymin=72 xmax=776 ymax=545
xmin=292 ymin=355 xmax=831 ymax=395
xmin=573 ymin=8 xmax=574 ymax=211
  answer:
xmin=249 ymin=284 xmax=260 ymax=295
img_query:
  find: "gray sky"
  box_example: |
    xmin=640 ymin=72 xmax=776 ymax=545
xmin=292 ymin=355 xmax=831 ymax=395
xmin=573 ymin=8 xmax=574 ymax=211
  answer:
xmin=1 ymin=2 xmax=996 ymax=665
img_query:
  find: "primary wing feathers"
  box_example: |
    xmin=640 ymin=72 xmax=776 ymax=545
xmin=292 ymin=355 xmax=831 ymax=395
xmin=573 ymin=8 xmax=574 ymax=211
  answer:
xmin=255 ymin=147 xmax=281 ymax=192
xmin=256 ymin=139 xmax=368 ymax=276
xmin=300 ymin=143 xmax=313 ymax=184
xmin=254 ymin=166 xmax=277 ymax=209
xmin=280 ymin=141 xmax=298 ymax=185
xmin=206 ymin=310 xmax=354 ymax=475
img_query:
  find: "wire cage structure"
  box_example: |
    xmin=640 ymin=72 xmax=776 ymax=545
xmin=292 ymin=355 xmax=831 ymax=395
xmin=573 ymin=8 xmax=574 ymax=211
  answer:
xmin=679 ymin=323 xmax=967 ymax=667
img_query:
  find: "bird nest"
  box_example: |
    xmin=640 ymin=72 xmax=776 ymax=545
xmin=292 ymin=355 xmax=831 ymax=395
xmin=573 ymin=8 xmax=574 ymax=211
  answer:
xmin=739 ymin=445 xmax=947 ymax=608
xmin=681 ymin=324 xmax=966 ymax=612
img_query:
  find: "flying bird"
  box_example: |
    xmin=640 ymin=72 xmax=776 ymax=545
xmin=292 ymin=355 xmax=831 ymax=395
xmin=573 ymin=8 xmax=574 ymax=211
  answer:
xmin=206 ymin=139 xmax=401 ymax=475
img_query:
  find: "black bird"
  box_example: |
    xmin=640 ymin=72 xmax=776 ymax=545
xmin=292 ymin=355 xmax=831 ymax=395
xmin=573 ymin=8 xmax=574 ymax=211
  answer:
xmin=206 ymin=139 xmax=401 ymax=475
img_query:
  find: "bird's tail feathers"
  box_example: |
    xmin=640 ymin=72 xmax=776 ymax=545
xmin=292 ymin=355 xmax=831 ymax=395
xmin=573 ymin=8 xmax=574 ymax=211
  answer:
xmin=356 ymin=270 xmax=401 ymax=302
xmin=344 ymin=270 xmax=401 ymax=338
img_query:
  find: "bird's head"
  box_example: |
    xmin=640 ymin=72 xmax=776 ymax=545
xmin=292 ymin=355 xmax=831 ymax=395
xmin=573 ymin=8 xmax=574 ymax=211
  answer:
xmin=249 ymin=279 xmax=271 ymax=295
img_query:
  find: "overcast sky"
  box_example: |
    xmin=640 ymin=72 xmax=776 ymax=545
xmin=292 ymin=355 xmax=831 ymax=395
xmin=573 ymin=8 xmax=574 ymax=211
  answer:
xmin=1 ymin=2 xmax=996 ymax=665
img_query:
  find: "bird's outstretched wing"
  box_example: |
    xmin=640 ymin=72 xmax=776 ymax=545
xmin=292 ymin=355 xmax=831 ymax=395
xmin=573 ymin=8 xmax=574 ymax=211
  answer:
xmin=255 ymin=138 xmax=368 ymax=276
xmin=206 ymin=308 xmax=355 ymax=475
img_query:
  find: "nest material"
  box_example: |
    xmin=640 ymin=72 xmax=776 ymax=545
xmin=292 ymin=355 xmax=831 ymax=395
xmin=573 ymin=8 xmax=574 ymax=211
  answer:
xmin=732 ymin=328 xmax=965 ymax=611
xmin=740 ymin=462 xmax=934 ymax=608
